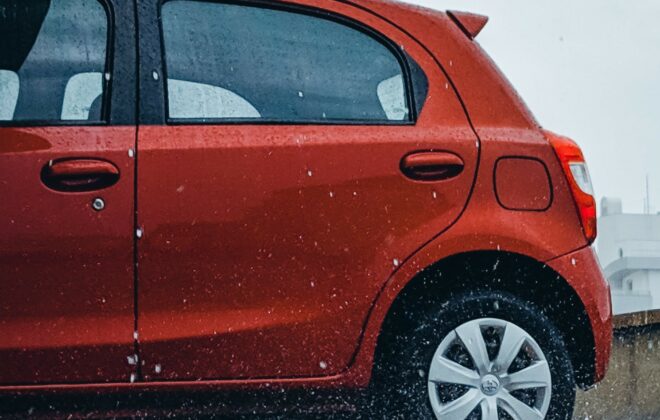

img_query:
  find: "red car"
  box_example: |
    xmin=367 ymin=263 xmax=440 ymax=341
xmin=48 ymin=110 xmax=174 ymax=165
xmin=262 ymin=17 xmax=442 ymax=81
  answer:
xmin=0 ymin=0 xmax=612 ymax=418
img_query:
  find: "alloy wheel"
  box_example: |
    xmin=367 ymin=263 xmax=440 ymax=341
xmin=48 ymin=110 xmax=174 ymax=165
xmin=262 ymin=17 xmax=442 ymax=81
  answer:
xmin=427 ymin=318 xmax=552 ymax=420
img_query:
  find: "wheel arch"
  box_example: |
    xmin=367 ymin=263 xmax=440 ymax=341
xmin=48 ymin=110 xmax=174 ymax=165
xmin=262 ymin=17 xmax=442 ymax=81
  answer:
xmin=371 ymin=250 xmax=597 ymax=388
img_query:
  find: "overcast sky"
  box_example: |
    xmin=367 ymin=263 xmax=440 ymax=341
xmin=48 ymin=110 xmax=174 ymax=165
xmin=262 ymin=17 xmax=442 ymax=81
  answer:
xmin=405 ymin=0 xmax=660 ymax=214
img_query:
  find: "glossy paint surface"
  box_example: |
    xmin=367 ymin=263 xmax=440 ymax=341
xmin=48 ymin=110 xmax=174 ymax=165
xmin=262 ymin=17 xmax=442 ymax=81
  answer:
xmin=547 ymin=246 xmax=612 ymax=382
xmin=0 ymin=126 xmax=136 ymax=385
xmin=136 ymin=3 xmax=480 ymax=377
xmin=494 ymin=157 xmax=551 ymax=210
xmin=0 ymin=0 xmax=612 ymax=397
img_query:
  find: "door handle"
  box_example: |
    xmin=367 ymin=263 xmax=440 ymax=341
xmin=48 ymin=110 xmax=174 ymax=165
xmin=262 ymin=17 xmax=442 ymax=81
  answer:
xmin=41 ymin=158 xmax=120 ymax=192
xmin=400 ymin=151 xmax=464 ymax=181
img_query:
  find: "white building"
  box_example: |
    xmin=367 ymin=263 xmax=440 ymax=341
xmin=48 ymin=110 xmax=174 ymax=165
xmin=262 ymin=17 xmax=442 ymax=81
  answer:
xmin=597 ymin=197 xmax=660 ymax=314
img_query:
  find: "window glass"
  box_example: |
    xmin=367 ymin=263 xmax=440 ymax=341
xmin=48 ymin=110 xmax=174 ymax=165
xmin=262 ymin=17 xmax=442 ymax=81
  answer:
xmin=0 ymin=0 xmax=108 ymax=122
xmin=161 ymin=1 xmax=411 ymax=122
xmin=377 ymin=75 xmax=407 ymax=120
xmin=0 ymin=70 xmax=19 ymax=120
xmin=61 ymin=72 xmax=103 ymax=120
xmin=168 ymin=79 xmax=261 ymax=119
xmin=408 ymin=53 xmax=429 ymax=118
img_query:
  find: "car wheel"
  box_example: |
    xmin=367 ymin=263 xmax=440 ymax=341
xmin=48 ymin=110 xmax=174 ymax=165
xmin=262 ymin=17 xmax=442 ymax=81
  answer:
xmin=369 ymin=291 xmax=576 ymax=419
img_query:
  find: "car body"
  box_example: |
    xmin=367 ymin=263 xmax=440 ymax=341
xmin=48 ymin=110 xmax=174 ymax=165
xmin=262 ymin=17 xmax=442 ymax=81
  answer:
xmin=0 ymin=0 xmax=611 ymax=418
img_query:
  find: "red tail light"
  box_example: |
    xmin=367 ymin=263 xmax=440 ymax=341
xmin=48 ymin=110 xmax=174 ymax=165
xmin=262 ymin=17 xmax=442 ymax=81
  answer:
xmin=545 ymin=130 xmax=597 ymax=244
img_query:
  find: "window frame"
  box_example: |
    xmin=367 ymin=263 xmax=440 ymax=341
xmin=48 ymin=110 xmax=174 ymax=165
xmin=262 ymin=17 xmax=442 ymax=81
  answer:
xmin=157 ymin=0 xmax=422 ymax=126
xmin=0 ymin=0 xmax=136 ymax=127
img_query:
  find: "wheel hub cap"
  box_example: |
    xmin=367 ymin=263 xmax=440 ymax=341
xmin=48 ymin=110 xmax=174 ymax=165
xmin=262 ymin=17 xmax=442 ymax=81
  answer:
xmin=426 ymin=318 xmax=552 ymax=419
xmin=480 ymin=374 xmax=500 ymax=396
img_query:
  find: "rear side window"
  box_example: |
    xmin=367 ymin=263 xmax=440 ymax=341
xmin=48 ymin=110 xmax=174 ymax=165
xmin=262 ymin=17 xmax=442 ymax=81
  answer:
xmin=161 ymin=1 xmax=414 ymax=123
xmin=0 ymin=0 xmax=109 ymax=123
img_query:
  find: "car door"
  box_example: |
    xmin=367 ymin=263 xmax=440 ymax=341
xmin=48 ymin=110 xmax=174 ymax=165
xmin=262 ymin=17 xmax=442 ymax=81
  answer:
xmin=136 ymin=0 xmax=478 ymax=380
xmin=0 ymin=0 xmax=137 ymax=384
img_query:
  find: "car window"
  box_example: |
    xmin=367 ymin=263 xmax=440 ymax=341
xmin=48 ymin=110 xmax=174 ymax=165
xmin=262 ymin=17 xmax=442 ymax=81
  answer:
xmin=377 ymin=74 xmax=407 ymax=120
xmin=161 ymin=0 xmax=411 ymax=123
xmin=0 ymin=0 xmax=108 ymax=123
xmin=168 ymin=79 xmax=261 ymax=119
xmin=61 ymin=72 xmax=104 ymax=120
xmin=0 ymin=70 xmax=19 ymax=120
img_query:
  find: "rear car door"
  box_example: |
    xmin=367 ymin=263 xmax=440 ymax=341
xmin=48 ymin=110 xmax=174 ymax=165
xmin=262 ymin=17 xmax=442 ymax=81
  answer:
xmin=136 ymin=0 xmax=478 ymax=380
xmin=0 ymin=0 xmax=137 ymax=384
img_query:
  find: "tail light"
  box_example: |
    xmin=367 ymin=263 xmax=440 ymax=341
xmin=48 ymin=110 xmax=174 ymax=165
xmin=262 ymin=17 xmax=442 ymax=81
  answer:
xmin=545 ymin=130 xmax=597 ymax=244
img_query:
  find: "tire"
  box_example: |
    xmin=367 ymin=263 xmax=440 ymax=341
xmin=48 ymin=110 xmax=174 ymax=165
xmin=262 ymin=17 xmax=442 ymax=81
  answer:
xmin=368 ymin=291 xmax=576 ymax=420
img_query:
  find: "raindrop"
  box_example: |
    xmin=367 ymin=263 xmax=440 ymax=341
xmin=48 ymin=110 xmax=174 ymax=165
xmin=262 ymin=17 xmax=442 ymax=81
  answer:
xmin=129 ymin=373 xmax=136 ymax=383
xmin=298 ymin=91 xmax=304 ymax=98
xmin=432 ymin=191 xmax=438 ymax=199
xmin=154 ymin=364 xmax=162 ymax=373
xmin=329 ymin=191 xmax=334 ymax=198
xmin=307 ymin=170 xmax=313 ymax=177
xmin=104 ymin=72 xmax=111 ymax=81
xmin=319 ymin=361 xmax=327 ymax=369
xmin=571 ymin=258 xmax=577 ymax=266
xmin=393 ymin=258 xmax=400 ymax=267
xmin=128 ymin=148 xmax=135 ymax=158
xmin=152 ymin=70 xmax=159 ymax=80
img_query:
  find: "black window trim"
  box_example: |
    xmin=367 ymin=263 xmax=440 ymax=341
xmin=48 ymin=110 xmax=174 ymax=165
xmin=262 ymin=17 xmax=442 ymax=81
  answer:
xmin=0 ymin=0 xmax=137 ymax=127
xmin=157 ymin=0 xmax=423 ymax=126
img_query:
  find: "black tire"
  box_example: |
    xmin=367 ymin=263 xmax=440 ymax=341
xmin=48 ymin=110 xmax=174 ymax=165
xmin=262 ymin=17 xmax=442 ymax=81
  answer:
xmin=368 ymin=291 xmax=576 ymax=419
